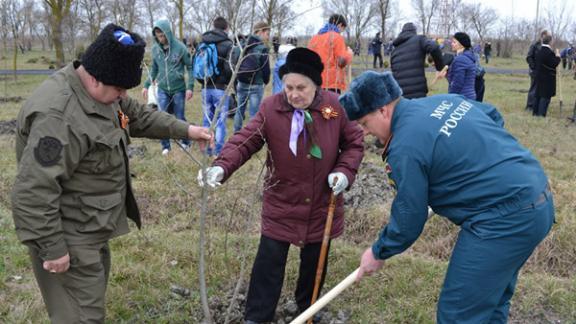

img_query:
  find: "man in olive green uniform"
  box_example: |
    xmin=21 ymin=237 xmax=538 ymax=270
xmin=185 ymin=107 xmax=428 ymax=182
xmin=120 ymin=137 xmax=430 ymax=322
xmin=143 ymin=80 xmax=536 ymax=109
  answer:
xmin=11 ymin=24 xmax=211 ymax=323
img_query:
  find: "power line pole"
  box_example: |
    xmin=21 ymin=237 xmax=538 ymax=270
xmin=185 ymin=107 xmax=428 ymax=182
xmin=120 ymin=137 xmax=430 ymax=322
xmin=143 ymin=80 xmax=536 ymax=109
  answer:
xmin=535 ymin=0 xmax=540 ymax=39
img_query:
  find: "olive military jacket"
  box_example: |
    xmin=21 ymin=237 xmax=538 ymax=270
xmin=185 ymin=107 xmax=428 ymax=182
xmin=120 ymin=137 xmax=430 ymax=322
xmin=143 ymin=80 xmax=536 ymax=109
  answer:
xmin=11 ymin=62 xmax=190 ymax=261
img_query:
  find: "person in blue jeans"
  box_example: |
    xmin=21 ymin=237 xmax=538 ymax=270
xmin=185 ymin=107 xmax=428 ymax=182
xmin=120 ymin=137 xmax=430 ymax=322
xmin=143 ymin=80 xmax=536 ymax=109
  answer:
xmin=156 ymin=90 xmax=188 ymax=153
xmin=340 ymin=71 xmax=555 ymax=323
xmin=202 ymin=90 xmax=229 ymax=155
xmin=233 ymin=22 xmax=271 ymax=132
xmin=234 ymin=82 xmax=265 ymax=132
xmin=142 ymin=19 xmax=194 ymax=155
xmin=197 ymin=17 xmax=234 ymax=155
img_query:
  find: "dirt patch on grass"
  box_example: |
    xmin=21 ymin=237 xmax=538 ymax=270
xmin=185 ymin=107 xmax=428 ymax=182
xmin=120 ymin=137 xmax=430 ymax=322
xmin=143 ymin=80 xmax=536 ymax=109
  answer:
xmin=127 ymin=145 xmax=147 ymax=159
xmin=205 ymin=282 xmax=351 ymax=324
xmin=344 ymin=161 xmax=393 ymax=209
xmin=0 ymin=119 xmax=17 ymax=135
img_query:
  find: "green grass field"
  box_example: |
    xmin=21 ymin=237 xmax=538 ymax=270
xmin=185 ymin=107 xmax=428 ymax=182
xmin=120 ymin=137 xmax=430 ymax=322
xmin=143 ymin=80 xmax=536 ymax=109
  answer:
xmin=0 ymin=52 xmax=575 ymax=323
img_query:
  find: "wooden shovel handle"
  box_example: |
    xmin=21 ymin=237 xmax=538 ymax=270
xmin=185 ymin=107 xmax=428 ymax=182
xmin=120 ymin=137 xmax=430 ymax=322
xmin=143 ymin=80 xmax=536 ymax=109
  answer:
xmin=307 ymin=180 xmax=338 ymax=324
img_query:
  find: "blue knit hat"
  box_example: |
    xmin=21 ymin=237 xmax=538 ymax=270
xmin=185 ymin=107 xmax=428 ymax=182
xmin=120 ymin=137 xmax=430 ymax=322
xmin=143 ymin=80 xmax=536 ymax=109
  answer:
xmin=339 ymin=71 xmax=402 ymax=121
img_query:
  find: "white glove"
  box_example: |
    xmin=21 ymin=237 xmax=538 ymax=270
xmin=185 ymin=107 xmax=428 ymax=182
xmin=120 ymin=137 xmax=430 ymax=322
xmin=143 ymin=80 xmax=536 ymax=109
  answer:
xmin=328 ymin=172 xmax=348 ymax=195
xmin=197 ymin=166 xmax=224 ymax=188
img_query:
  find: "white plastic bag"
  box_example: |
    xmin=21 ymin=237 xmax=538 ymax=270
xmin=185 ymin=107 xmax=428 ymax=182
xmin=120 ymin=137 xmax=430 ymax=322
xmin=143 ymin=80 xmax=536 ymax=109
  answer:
xmin=147 ymin=83 xmax=158 ymax=106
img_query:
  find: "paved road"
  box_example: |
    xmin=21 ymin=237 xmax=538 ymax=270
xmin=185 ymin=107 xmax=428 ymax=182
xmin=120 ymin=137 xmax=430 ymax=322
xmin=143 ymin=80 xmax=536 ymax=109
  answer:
xmin=1 ymin=67 xmax=530 ymax=76
xmin=0 ymin=69 xmax=56 ymax=75
xmin=352 ymin=66 xmax=529 ymax=75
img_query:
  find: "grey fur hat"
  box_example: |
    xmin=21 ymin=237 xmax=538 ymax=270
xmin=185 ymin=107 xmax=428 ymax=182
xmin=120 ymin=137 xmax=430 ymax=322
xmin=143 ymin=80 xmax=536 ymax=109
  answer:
xmin=339 ymin=71 xmax=402 ymax=121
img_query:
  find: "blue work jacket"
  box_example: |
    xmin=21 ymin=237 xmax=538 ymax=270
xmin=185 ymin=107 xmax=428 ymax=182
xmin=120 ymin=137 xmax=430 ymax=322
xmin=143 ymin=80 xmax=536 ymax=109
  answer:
xmin=373 ymin=95 xmax=549 ymax=259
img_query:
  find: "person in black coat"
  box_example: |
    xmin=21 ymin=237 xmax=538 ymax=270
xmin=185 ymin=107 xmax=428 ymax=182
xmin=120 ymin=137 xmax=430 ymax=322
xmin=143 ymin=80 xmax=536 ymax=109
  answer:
xmin=483 ymin=42 xmax=492 ymax=64
xmin=533 ymin=34 xmax=561 ymax=117
xmin=370 ymin=32 xmax=384 ymax=68
xmin=390 ymin=22 xmax=444 ymax=99
xmin=526 ymin=30 xmax=549 ymax=111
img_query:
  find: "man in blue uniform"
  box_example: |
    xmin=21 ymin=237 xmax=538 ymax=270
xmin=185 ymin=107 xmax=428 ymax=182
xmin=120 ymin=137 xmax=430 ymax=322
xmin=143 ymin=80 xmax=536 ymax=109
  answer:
xmin=339 ymin=71 xmax=555 ymax=323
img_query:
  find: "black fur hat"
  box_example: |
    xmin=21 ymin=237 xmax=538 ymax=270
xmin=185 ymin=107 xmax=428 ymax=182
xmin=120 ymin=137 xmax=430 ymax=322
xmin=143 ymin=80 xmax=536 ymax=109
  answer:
xmin=279 ymin=47 xmax=324 ymax=86
xmin=82 ymin=24 xmax=146 ymax=89
xmin=453 ymin=32 xmax=472 ymax=49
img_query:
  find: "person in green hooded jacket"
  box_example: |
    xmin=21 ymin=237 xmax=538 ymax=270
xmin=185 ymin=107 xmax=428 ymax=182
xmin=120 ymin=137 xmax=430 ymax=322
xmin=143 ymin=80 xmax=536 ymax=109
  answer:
xmin=142 ymin=19 xmax=195 ymax=155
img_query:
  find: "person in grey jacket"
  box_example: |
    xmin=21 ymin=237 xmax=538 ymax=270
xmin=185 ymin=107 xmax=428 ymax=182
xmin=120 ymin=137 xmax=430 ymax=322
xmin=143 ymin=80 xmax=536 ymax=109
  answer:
xmin=390 ymin=23 xmax=444 ymax=99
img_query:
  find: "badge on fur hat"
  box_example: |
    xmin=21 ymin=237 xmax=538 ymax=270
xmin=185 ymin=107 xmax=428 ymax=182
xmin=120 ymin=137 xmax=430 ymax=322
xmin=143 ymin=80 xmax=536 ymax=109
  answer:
xmin=34 ymin=136 xmax=63 ymax=167
xmin=321 ymin=106 xmax=339 ymax=120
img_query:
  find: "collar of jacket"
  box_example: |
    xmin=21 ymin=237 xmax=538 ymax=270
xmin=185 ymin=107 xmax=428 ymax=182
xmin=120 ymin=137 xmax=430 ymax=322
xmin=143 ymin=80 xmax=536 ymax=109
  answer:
xmin=276 ymin=89 xmax=325 ymax=113
xmin=67 ymin=61 xmax=119 ymax=121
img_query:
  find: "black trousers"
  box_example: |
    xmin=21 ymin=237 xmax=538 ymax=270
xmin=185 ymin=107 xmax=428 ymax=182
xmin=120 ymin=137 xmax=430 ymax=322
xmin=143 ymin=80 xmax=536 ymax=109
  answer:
xmin=245 ymin=235 xmax=330 ymax=322
xmin=533 ymin=95 xmax=551 ymax=117
xmin=475 ymin=76 xmax=485 ymax=102
xmin=373 ymin=53 xmax=383 ymax=68
xmin=526 ymin=73 xmax=537 ymax=110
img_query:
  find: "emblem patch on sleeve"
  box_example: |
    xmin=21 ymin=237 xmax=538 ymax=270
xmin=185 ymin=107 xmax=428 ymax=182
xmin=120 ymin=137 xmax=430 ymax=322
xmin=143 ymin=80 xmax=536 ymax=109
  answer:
xmin=34 ymin=136 xmax=63 ymax=167
xmin=385 ymin=162 xmax=396 ymax=190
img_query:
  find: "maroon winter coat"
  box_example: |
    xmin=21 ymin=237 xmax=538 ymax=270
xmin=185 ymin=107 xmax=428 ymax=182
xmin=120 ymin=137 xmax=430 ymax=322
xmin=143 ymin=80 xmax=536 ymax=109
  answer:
xmin=214 ymin=90 xmax=364 ymax=246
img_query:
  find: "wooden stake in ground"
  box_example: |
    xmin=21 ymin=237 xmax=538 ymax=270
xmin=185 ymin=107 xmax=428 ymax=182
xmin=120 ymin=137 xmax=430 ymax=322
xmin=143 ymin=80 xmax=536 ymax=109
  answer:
xmin=557 ymin=67 xmax=563 ymax=117
xmin=348 ymin=64 xmax=352 ymax=86
xmin=291 ymin=268 xmax=359 ymax=324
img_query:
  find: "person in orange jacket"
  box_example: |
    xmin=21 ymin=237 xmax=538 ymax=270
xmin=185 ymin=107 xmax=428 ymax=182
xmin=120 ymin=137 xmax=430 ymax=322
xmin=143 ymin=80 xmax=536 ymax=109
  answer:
xmin=308 ymin=14 xmax=353 ymax=94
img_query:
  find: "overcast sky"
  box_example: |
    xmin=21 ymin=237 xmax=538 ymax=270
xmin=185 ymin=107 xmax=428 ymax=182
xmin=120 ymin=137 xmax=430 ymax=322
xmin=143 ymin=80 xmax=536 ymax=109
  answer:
xmin=291 ymin=0 xmax=573 ymax=35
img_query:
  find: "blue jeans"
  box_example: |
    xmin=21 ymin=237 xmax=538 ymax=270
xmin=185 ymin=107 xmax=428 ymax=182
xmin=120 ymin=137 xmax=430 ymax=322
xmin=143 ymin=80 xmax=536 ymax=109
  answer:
xmin=157 ymin=89 xmax=189 ymax=150
xmin=234 ymin=82 xmax=264 ymax=132
xmin=201 ymin=88 xmax=229 ymax=155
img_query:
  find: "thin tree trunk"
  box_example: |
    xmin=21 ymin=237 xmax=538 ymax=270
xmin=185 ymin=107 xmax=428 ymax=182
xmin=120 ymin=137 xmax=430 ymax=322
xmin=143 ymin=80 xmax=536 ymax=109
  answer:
xmin=198 ymin=186 xmax=213 ymax=324
xmin=178 ymin=0 xmax=183 ymax=40
xmin=12 ymin=35 xmax=18 ymax=81
xmin=51 ymin=16 xmax=65 ymax=67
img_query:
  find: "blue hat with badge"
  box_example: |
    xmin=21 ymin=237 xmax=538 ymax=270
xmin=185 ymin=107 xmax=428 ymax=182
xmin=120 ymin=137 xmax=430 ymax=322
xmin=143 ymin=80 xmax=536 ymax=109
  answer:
xmin=339 ymin=71 xmax=402 ymax=121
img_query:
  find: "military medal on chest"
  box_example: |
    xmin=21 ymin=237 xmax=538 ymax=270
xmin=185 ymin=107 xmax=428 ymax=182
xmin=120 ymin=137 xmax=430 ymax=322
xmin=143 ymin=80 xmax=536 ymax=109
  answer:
xmin=321 ymin=106 xmax=339 ymax=120
xmin=118 ymin=110 xmax=129 ymax=129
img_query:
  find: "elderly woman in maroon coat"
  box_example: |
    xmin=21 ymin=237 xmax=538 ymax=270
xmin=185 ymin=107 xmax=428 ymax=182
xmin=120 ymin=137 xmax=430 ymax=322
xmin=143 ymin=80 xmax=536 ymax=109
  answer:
xmin=198 ymin=48 xmax=364 ymax=324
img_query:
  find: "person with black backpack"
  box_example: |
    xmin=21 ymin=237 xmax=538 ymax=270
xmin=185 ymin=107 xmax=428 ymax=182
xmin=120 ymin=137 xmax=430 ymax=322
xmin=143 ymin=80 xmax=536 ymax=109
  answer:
xmin=232 ymin=22 xmax=271 ymax=132
xmin=194 ymin=17 xmax=233 ymax=156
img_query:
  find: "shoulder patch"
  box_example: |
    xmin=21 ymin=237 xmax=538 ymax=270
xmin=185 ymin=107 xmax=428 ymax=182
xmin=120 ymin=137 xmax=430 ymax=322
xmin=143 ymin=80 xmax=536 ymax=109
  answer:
xmin=34 ymin=136 xmax=63 ymax=167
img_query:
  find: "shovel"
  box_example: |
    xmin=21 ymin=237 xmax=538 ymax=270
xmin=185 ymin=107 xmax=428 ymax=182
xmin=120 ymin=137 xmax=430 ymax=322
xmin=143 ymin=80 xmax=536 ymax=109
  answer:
xmin=292 ymin=268 xmax=359 ymax=324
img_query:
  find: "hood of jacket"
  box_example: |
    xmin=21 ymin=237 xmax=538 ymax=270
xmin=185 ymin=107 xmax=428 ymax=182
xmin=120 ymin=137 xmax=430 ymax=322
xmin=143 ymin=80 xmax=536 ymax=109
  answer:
xmin=201 ymin=28 xmax=229 ymax=44
xmin=459 ymin=49 xmax=477 ymax=63
xmin=246 ymin=34 xmax=264 ymax=48
xmin=393 ymin=23 xmax=417 ymax=47
xmin=152 ymin=19 xmax=176 ymax=48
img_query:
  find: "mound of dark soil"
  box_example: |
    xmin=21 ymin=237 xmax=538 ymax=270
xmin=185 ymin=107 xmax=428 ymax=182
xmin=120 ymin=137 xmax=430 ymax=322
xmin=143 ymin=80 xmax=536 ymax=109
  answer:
xmin=344 ymin=161 xmax=393 ymax=209
xmin=206 ymin=282 xmax=351 ymax=323
xmin=127 ymin=145 xmax=147 ymax=159
xmin=0 ymin=119 xmax=17 ymax=135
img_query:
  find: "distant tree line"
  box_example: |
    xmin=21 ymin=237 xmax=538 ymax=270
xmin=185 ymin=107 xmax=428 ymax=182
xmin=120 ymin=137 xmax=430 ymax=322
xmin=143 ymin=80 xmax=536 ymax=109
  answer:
xmin=1 ymin=0 xmax=575 ymax=67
